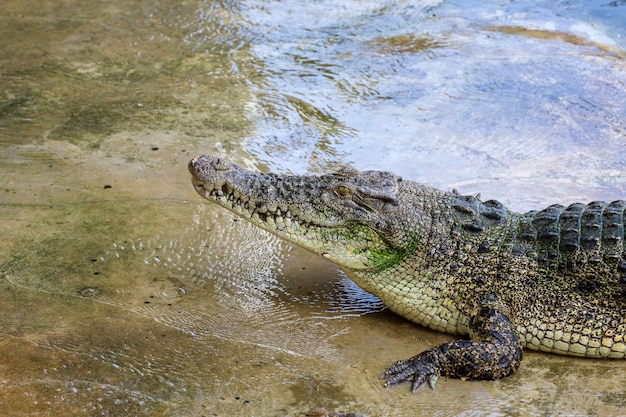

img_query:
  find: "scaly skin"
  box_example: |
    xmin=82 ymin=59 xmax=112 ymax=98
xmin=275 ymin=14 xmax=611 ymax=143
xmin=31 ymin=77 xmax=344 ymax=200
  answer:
xmin=188 ymin=155 xmax=626 ymax=391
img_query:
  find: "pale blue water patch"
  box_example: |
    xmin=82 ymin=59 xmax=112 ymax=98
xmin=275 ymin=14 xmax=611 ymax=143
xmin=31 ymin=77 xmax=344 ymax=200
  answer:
xmin=540 ymin=0 xmax=626 ymax=49
xmin=233 ymin=0 xmax=626 ymax=210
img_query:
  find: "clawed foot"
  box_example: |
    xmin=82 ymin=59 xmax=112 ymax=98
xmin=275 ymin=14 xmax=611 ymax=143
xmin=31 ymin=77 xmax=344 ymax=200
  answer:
xmin=383 ymin=298 xmax=523 ymax=392
xmin=382 ymin=352 xmax=441 ymax=392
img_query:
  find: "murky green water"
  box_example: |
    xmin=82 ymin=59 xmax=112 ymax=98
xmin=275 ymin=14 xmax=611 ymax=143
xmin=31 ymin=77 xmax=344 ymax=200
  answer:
xmin=1 ymin=0 xmax=625 ymax=416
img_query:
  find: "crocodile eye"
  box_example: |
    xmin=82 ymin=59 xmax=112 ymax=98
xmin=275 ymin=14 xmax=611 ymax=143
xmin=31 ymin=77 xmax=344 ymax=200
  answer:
xmin=336 ymin=185 xmax=351 ymax=197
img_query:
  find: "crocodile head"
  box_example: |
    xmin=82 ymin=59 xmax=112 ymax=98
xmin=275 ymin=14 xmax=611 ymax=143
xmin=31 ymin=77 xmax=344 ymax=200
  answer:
xmin=189 ymin=155 xmax=426 ymax=271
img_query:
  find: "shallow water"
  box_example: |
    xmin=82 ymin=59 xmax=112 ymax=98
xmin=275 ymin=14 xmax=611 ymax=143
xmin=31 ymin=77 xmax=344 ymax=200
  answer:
xmin=1 ymin=0 xmax=625 ymax=416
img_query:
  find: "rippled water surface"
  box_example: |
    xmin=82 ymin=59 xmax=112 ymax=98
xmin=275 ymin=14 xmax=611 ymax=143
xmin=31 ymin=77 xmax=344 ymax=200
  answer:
xmin=1 ymin=0 xmax=625 ymax=416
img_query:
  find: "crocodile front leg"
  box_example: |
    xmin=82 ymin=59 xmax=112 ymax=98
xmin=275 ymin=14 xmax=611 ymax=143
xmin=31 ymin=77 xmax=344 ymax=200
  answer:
xmin=383 ymin=295 xmax=523 ymax=391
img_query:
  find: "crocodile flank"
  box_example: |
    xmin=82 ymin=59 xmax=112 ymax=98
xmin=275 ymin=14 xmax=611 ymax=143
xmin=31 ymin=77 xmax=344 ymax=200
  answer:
xmin=189 ymin=155 xmax=625 ymax=391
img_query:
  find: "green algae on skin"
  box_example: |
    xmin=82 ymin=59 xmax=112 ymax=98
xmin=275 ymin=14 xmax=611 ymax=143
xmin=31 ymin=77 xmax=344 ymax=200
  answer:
xmin=368 ymin=235 xmax=421 ymax=273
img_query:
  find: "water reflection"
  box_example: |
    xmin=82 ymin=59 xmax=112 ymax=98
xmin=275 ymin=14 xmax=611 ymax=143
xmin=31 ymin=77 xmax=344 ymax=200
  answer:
xmin=240 ymin=0 xmax=626 ymax=210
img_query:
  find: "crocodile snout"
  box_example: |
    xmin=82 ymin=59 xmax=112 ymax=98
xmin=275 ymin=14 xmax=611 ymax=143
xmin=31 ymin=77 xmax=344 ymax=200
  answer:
xmin=188 ymin=155 xmax=232 ymax=180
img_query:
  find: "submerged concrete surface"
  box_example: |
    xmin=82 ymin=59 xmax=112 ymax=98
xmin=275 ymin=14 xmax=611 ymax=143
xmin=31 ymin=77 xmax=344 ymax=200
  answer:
xmin=1 ymin=0 xmax=626 ymax=415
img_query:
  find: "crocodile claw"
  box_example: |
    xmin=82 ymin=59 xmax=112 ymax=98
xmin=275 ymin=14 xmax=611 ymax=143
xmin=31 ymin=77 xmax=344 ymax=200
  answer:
xmin=383 ymin=354 xmax=441 ymax=392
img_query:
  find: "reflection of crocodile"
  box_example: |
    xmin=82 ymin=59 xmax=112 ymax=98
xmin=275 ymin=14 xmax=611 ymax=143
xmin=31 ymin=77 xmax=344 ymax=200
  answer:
xmin=189 ymin=155 xmax=626 ymax=391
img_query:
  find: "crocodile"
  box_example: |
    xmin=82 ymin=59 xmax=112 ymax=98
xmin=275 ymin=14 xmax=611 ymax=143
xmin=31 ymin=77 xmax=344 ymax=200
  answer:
xmin=188 ymin=155 xmax=626 ymax=391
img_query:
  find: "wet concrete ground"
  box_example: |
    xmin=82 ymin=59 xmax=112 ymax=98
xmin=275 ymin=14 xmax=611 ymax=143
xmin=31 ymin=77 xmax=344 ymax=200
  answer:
xmin=1 ymin=0 xmax=626 ymax=416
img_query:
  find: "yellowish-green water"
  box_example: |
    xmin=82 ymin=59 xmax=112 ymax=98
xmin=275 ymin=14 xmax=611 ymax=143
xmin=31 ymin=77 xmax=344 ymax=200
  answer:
xmin=1 ymin=0 xmax=625 ymax=416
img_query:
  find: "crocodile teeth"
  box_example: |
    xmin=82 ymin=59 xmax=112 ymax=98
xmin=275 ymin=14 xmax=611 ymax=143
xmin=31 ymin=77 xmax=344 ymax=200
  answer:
xmin=203 ymin=185 xmax=336 ymax=231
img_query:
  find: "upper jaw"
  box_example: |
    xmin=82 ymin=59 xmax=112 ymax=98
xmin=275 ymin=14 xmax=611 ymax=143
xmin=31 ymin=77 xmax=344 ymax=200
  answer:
xmin=188 ymin=155 xmax=415 ymax=271
xmin=189 ymin=155 xmax=345 ymax=229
